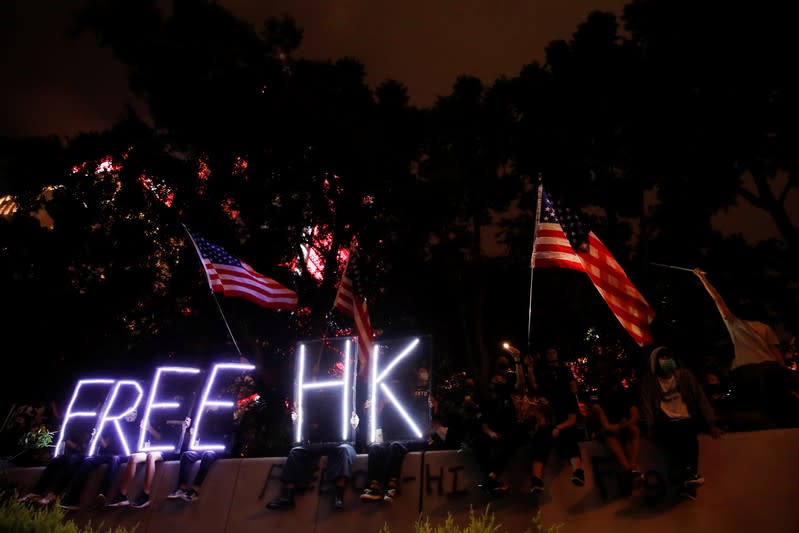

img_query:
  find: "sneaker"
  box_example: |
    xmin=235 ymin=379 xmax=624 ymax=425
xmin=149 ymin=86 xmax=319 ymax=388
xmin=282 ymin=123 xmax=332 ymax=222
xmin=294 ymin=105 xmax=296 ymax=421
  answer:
xmin=106 ymin=493 xmax=129 ymax=508
xmin=360 ymin=487 xmax=383 ymax=502
xmin=383 ymin=488 xmax=398 ymax=502
xmin=59 ymin=501 xmax=80 ymax=511
xmin=530 ymin=476 xmax=544 ymax=494
xmin=333 ymin=495 xmax=345 ymax=510
xmin=266 ymin=496 xmax=295 ymax=510
xmin=131 ymin=493 xmax=150 ymax=509
xmin=680 ymin=486 xmax=697 ymax=501
xmin=19 ymin=493 xmax=41 ymax=503
xmin=166 ymin=489 xmax=185 ymax=500
xmin=571 ymin=468 xmax=585 ymax=487
xmin=684 ymin=474 xmax=705 ymax=488
xmin=181 ymin=489 xmax=199 ymax=502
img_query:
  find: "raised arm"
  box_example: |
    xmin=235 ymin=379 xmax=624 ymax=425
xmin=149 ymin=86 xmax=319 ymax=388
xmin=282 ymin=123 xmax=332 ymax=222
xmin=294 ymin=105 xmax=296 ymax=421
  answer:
xmin=693 ymin=268 xmax=733 ymax=321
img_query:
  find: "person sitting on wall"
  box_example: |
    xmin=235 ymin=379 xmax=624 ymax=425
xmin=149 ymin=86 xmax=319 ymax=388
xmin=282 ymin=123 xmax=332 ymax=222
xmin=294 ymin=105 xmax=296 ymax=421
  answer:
xmin=164 ymin=392 xmax=241 ymax=503
xmin=528 ymin=347 xmax=585 ymax=494
xmin=590 ymin=376 xmax=643 ymax=489
xmin=473 ymin=356 xmax=518 ymax=496
xmin=266 ymin=390 xmax=357 ymax=511
xmin=107 ymin=413 xmax=191 ymax=509
xmin=360 ymin=366 xmax=434 ymax=503
xmin=57 ymin=408 xmax=137 ymax=510
xmin=640 ymin=346 xmax=722 ymax=501
xmin=19 ymin=418 xmax=93 ymax=506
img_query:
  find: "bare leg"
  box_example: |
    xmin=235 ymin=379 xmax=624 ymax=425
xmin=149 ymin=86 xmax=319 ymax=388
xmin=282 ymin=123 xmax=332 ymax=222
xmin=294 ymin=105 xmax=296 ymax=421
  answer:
xmin=119 ymin=453 xmax=146 ymax=496
xmin=142 ymin=452 xmax=163 ymax=495
xmin=623 ymin=426 xmax=641 ymax=471
xmin=603 ymin=435 xmax=631 ymax=470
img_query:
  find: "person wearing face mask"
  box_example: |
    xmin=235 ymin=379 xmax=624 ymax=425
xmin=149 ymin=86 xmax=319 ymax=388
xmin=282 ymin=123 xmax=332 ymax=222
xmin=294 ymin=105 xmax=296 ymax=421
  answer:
xmin=640 ymin=346 xmax=722 ymax=501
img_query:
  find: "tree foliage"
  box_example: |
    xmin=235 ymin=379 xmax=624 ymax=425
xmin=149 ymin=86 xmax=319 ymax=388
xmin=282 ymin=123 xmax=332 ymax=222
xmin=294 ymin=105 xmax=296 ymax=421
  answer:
xmin=1 ymin=0 xmax=797 ymax=412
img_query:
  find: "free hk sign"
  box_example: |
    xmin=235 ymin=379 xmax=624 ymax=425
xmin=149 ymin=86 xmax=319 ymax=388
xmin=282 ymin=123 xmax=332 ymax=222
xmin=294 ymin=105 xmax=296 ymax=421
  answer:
xmin=54 ymin=362 xmax=254 ymax=457
xmin=294 ymin=335 xmax=432 ymax=445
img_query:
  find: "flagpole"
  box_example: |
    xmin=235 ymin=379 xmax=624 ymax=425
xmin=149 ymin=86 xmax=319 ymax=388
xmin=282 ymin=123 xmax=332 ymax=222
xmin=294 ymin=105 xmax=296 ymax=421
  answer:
xmin=650 ymin=262 xmax=703 ymax=274
xmin=527 ymin=177 xmax=544 ymax=349
xmin=182 ymin=224 xmax=243 ymax=357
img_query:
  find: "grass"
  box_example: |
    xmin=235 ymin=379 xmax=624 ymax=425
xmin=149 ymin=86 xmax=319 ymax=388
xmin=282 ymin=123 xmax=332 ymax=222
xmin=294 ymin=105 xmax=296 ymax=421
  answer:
xmin=0 ymin=492 xmax=135 ymax=533
xmin=378 ymin=506 xmax=564 ymax=533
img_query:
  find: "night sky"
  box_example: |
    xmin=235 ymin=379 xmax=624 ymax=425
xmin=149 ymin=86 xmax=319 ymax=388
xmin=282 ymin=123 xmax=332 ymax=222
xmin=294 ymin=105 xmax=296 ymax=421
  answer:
xmin=0 ymin=0 xmax=627 ymax=138
xmin=0 ymin=0 xmax=795 ymax=242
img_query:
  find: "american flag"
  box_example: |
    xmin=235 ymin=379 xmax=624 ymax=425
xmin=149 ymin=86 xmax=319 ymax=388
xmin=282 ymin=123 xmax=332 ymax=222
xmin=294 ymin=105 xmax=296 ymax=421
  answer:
xmin=532 ymin=186 xmax=655 ymax=346
xmin=333 ymin=241 xmax=375 ymax=375
xmin=0 ymin=195 xmax=17 ymax=217
xmin=187 ymin=231 xmax=298 ymax=311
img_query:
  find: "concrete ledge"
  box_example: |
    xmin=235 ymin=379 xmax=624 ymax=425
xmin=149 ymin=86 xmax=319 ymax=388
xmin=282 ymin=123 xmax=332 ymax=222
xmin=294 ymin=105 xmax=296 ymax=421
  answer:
xmin=3 ymin=428 xmax=798 ymax=533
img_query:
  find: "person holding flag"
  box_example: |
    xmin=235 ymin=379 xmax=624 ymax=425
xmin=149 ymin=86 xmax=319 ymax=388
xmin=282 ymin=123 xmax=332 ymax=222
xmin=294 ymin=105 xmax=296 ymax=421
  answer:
xmin=692 ymin=268 xmax=799 ymax=425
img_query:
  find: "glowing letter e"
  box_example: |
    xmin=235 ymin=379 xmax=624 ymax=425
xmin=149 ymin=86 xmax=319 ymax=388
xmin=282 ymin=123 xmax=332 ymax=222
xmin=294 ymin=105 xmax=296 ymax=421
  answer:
xmin=138 ymin=366 xmax=201 ymax=453
xmin=190 ymin=362 xmax=255 ymax=451
xmin=54 ymin=379 xmax=115 ymax=457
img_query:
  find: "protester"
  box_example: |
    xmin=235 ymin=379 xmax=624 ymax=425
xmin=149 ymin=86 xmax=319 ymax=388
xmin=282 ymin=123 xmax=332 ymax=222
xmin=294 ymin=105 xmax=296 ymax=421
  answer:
xmin=266 ymin=442 xmax=357 ymax=510
xmin=19 ymin=419 xmax=93 ymax=506
xmin=590 ymin=377 xmax=642 ymax=487
xmin=640 ymin=346 xmax=722 ymax=500
xmin=693 ymin=268 xmax=799 ymax=426
xmin=57 ymin=408 xmax=137 ymax=510
xmin=107 ymin=415 xmax=191 ymax=509
xmin=267 ymin=386 xmax=357 ymax=511
xmin=527 ymin=348 xmax=585 ymax=494
xmin=473 ymin=357 xmax=518 ymax=495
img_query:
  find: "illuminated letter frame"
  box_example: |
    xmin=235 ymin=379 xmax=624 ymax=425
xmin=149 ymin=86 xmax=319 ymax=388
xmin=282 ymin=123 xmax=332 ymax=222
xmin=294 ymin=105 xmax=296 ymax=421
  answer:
xmin=88 ymin=380 xmax=144 ymax=457
xmin=54 ymin=379 xmax=115 ymax=457
xmin=295 ymin=338 xmax=355 ymax=444
xmin=138 ymin=366 xmax=202 ymax=453
xmin=369 ymin=337 xmax=425 ymax=443
xmin=189 ymin=362 xmax=256 ymax=451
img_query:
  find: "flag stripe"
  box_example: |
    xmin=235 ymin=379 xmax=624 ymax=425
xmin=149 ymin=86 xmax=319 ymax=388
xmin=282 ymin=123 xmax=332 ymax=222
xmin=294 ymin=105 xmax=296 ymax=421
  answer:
xmin=189 ymin=231 xmax=298 ymax=311
xmin=533 ymin=200 xmax=655 ymax=347
xmin=333 ymin=250 xmax=374 ymax=374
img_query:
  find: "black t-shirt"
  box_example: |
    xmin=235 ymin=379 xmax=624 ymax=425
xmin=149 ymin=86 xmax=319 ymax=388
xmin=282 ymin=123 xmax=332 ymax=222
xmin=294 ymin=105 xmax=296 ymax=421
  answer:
xmin=476 ymin=391 xmax=517 ymax=435
xmin=546 ymin=387 xmax=580 ymax=425
xmin=535 ymin=362 xmax=576 ymax=397
xmin=598 ymin=385 xmax=638 ymax=424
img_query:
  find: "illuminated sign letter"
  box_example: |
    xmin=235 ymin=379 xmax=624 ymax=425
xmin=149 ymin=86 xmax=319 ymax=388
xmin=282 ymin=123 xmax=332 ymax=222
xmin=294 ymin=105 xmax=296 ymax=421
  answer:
xmin=296 ymin=339 xmax=354 ymax=443
xmin=88 ymin=380 xmax=143 ymax=457
xmin=370 ymin=338 xmax=423 ymax=442
xmin=54 ymin=379 xmax=115 ymax=456
xmin=138 ymin=366 xmax=201 ymax=453
xmin=190 ymin=362 xmax=255 ymax=451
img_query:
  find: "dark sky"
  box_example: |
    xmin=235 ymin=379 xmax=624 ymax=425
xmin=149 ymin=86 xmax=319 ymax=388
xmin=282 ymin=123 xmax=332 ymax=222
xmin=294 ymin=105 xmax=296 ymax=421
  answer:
xmin=0 ymin=0 xmax=794 ymax=243
xmin=0 ymin=0 xmax=627 ymax=138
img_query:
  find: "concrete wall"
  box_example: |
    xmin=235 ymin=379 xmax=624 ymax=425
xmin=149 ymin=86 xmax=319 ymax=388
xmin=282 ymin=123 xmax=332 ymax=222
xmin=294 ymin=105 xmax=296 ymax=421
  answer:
xmin=3 ymin=428 xmax=798 ymax=533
